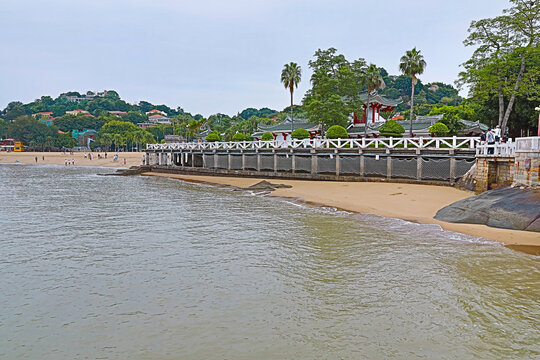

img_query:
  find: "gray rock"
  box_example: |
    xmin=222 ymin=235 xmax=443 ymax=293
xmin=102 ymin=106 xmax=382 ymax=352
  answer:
xmin=435 ymin=188 xmax=540 ymax=232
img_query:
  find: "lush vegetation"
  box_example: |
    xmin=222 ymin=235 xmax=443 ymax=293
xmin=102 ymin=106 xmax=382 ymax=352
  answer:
xmin=378 ymin=120 xmax=405 ymax=137
xmin=261 ymin=132 xmax=274 ymax=141
xmin=429 ymin=122 xmax=450 ymax=136
xmin=291 ymin=128 xmax=310 ymax=139
xmin=206 ymin=132 xmax=221 ymax=142
xmin=326 ymin=125 xmax=348 ymax=139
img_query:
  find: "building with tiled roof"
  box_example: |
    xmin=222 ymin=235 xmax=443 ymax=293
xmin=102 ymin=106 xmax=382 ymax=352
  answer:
xmin=347 ymin=114 xmax=489 ymax=138
xmin=252 ymin=116 xmax=321 ymax=141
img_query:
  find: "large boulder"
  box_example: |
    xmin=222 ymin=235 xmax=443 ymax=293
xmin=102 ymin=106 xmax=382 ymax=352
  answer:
xmin=435 ymin=188 xmax=540 ymax=232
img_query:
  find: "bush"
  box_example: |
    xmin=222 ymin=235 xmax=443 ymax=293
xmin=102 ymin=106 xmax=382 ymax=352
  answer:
xmin=232 ymin=132 xmax=245 ymax=141
xmin=378 ymin=120 xmax=405 ymax=137
xmin=326 ymin=125 xmax=348 ymax=139
xmin=206 ymin=132 xmax=221 ymax=142
xmin=261 ymin=132 xmax=273 ymax=141
xmin=291 ymin=128 xmax=310 ymax=139
xmin=244 ymin=133 xmax=253 ymax=141
xmin=429 ymin=122 xmax=450 ymax=136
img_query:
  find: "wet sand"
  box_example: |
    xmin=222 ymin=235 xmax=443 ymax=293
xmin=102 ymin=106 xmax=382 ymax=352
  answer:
xmin=0 ymin=151 xmax=143 ymax=168
xmin=143 ymin=172 xmax=540 ymax=252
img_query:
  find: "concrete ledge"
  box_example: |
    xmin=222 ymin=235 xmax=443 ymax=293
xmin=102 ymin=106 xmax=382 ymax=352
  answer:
xmin=146 ymin=165 xmax=456 ymax=187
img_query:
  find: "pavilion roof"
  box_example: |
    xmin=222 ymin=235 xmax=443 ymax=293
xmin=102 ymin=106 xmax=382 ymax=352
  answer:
xmin=359 ymin=92 xmax=402 ymax=107
xmin=255 ymin=116 xmax=320 ymax=134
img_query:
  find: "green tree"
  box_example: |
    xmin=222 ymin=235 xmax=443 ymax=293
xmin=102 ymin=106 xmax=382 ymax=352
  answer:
xmin=457 ymin=0 xmax=539 ymax=135
xmin=281 ymin=62 xmax=302 ymax=132
xmin=399 ymin=47 xmax=427 ymax=136
xmin=261 ymin=132 xmax=274 ymax=141
xmin=6 ymin=116 xmax=57 ymax=145
xmin=326 ymin=125 xmax=349 ymax=139
xmin=378 ymin=120 xmax=405 ymax=137
xmin=98 ymin=133 xmax=113 ymax=151
xmin=5 ymin=106 xmax=27 ymax=121
xmin=291 ymin=128 xmax=310 ymax=139
xmin=0 ymin=118 xmax=7 ymax=138
xmin=428 ymin=122 xmax=450 ymax=136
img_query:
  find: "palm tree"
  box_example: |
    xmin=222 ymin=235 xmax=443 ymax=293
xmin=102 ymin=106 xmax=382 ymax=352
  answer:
xmin=399 ymin=47 xmax=426 ymax=136
xmin=281 ymin=62 xmax=302 ymax=133
xmin=363 ymin=64 xmax=386 ymax=137
xmin=112 ymin=134 xmax=124 ymax=151
xmin=99 ymin=133 xmax=113 ymax=151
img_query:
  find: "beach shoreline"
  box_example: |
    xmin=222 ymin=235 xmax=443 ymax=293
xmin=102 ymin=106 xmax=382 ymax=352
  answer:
xmin=142 ymin=172 xmax=540 ymax=253
xmin=0 ymin=151 xmax=143 ymax=168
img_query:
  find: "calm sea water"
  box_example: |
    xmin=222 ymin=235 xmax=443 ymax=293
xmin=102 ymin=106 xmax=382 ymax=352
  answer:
xmin=0 ymin=164 xmax=538 ymax=359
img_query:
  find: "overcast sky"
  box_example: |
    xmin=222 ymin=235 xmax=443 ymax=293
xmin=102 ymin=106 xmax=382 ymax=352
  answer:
xmin=0 ymin=0 xmax=510 ymax=116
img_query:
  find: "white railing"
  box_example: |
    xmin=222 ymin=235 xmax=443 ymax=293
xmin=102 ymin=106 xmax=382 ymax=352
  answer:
xmin=147 ymin=136 xmax=482 ymax=151
xmin=475 ymin=141 xmax=516 ymax=157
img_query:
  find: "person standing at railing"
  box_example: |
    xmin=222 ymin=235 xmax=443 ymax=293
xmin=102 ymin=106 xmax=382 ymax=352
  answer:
xmin=480 ymin=130 xmax=486 ymax=145
xmin=486 ymin=128 xmax=495 ymax=154
xmin=494 ymin=125 xmax=501 ymax=142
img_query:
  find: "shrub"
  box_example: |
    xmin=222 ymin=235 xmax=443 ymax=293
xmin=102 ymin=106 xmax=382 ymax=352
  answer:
xmin=244 ymin=133 xmax=253 ymax=141
xmin=326 ymin=125 xmax=348 ymax=139
xmin=429 ymin=121 xmax=450 ymax=136
xmin=291 ymin=128 xmax=310 ymax=139
xmin=261 ymin=132 xmax=273 ymax=141
xmin=206 ymin=132 xmax=221 ymax=142
xmin=232 ymin=132 xmax=245 ymax=141
xmin=378 ymin=120 xmax=405 ymax=137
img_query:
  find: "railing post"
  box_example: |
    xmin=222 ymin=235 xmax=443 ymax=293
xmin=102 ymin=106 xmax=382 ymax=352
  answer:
xmin=213 ymin=150 xmax=218 ymax=169
xmin=273 ymin=149 xmax=277 ymax=173
xmin=291 ymin=150 xmax=296 ymax=174
xmin=311 ymin=149 xmax=317 ymax=175
xmin=257 ymin=150 xmax=261 ymax=172
xmin=241 ymin=150 xmax=246 ymax=170
xmin=449 ymin=149 xmax=456 ymax=184
xmin=360 ymin=149 xmax=365 ymax=176
xmin=335 ymin=150 xmax=340 ymax=176
xmin=227 ymin=151 xmax=231 ymax=170
xmin=386 ymin=149 xmax=392 ymax=179
xmin=416 ymin=148 xmax=422 ymax=180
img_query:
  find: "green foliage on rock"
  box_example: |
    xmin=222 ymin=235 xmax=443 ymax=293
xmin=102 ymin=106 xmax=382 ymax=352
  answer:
xmin=378 ymin=120 xmax=405 ymax=137
xmin=206 ymin=132 xmax=221 ymax=142
xmin=261 ymin=132 xmax=274 ymax=141
xmin=326 ymin=125 xmax=348 ymax=139
xmin=291 ymin=128 xmax=310 ymax=139
xmin=428 ymin=122 xmax=450 ymax=136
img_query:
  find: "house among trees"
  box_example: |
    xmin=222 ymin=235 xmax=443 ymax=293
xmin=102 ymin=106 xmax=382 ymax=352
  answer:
xmin=252 ymin=116 xmax=322 ymax=141
xmin=66 ymin=109 xmax=92 ymax=116
xmin=32 ymin=111 xmax=53 ymax=119
xmin=64 ymin=91 xmax=108 ymax=102
xmin=107 ymin=110 xmax=127 ymax=117
xmin=145 ymin=109 xmax=167 ymax=116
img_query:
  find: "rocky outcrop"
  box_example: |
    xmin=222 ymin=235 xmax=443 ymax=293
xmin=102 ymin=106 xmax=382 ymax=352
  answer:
xmin=435 ymin=187 xmax=540 ymax=232
xmin=243 ymin=180 xmax=292 ymax=191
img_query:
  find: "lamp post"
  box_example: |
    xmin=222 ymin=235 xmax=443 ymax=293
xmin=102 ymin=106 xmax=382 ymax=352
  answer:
xmin=536 ymin=106 xmax=540 ymax=137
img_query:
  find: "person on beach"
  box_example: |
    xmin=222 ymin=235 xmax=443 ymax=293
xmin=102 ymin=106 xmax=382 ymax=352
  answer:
xmin=35 ymin=156 xmax=38 ymax=163
xmin=123 ymin=158 xmax=126 ymax=165
xmin=105 ymin=152 xmax=107 ymax=159
xmin=142 ymin=155 xmax=145 ymax=164
xmin=42 ymin=156 xmax=44 ymax=161
xmin=84 ymin=153 xmax=87 ymax=159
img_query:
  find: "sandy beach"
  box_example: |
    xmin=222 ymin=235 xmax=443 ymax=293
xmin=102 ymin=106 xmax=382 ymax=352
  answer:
xmin=142 ymin=172 xmax=540 ymax=252
xmin=0 ymin=151 xmax=144 ymax=168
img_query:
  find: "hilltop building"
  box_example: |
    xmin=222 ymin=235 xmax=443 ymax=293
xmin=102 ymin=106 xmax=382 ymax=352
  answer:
xmin=66 ymin=109 xmax=92 ymax=116
xmin=353 ymin=92 xmax=402 ymax=124
xmin=64 ymin=91 xmax=108 ymax=103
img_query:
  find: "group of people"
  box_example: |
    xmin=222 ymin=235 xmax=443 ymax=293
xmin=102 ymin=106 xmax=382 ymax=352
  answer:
xmin=480 ymin=125 xmax=509 ymax=154
xmin=64 ymin=159 xmax=75 ymax=166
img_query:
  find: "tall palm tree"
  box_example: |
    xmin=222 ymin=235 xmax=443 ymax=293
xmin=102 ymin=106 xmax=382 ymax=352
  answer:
xmin=399 ymin=47 xmax=426 ymax=136
xmin=363 ymin=64 xmax=386 ymax=137
xmin=281 ymin=62 xmax=302 ymax=133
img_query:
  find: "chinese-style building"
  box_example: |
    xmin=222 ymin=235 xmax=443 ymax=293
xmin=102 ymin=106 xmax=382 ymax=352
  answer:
xmin=353 ymin=92 xmax=402 ymax=124
xmin=252 ymin=116 xmax=322 ymax=141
